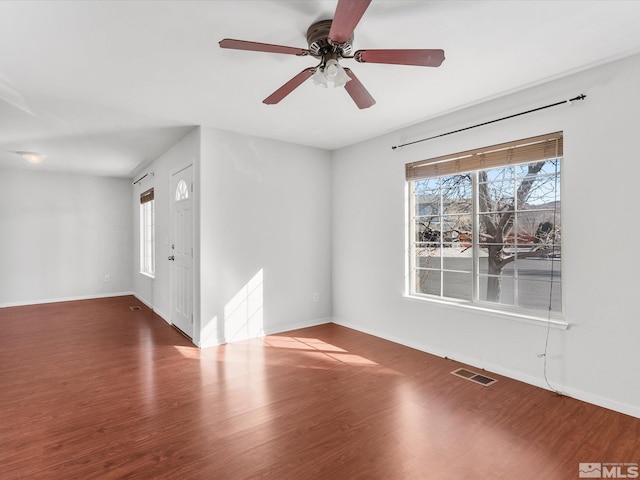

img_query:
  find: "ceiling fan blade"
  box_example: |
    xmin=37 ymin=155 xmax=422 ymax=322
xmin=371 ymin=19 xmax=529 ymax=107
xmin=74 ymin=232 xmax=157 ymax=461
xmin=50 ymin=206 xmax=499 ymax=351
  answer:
xmin=355 ymin=49 xmax=445 ymax=67
xmin=329 ymin=0 xmax=372 ymax=44
xmin=263 ymin=68 xmax=315 ymax=105
xmin=219 ymin=38 xmax=309 ymax=56
xmin=343 ymin=68 xmax=375 ymax=109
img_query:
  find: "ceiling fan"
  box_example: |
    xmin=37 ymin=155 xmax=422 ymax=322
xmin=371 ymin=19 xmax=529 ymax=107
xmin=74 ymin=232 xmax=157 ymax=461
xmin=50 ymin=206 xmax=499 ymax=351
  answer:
xmin=219 ymin=0 xmax=445 ymax=109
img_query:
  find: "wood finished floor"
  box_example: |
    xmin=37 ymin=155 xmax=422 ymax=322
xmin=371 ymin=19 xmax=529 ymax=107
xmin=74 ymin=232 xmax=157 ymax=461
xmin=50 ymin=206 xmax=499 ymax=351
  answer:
xmin=1 ymin=296 xmax=638 ymax=479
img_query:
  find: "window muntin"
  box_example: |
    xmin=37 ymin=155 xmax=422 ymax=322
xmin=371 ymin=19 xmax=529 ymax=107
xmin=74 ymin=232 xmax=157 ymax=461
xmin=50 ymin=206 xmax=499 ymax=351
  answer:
xmin=408 ymin=148 xmax=562 ymax=317
xmin=140 ymin=188 xmax=155 ymax=277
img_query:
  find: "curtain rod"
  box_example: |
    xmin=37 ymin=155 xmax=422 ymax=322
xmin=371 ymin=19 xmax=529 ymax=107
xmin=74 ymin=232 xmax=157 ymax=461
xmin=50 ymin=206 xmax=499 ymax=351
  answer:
xmin=391 ymin=94 xmax=586 ymax=151
xmin=132 ymin=172 xmax=154 ymax=186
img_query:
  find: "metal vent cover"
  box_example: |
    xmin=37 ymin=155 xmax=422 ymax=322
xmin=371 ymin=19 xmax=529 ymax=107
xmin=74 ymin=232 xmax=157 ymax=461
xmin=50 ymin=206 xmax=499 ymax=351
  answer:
xmin=451 ymin=367 xmax=497 ymax=387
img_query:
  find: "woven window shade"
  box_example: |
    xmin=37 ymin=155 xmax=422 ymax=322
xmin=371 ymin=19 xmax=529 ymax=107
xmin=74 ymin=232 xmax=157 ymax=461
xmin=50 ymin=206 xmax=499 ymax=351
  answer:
xmin=140 ymin=188 xmax=154 ymax=204
xmin=405 ymin=132 xmax=563 ymax=181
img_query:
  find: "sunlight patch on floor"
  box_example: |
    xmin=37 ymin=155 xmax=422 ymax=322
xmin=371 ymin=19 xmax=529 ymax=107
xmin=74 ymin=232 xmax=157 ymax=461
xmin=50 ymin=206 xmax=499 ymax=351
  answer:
xmin=264 ymin=335 xmax=381 ymax=368
xmin=173 ymin=344 xmax=200 ymax=359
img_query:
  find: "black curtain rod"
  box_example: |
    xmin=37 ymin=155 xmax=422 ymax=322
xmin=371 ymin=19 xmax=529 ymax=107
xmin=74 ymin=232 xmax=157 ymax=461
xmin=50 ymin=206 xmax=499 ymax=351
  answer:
xmin=391 ymin=94 xmax=587 ymax=150
xmin=132 ymin=172 xmax=154 ymax=185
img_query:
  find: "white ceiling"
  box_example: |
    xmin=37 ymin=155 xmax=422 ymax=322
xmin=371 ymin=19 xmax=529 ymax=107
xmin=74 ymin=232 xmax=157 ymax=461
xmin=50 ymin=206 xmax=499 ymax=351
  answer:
xmin=2 ymin=0 xmax=640 ymax=178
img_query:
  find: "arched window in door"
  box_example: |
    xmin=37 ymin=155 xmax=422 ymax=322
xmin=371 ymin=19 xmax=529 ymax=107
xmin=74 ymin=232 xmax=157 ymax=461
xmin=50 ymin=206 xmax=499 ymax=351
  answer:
xmin=175 ymin=179 xmax=189 ymax=201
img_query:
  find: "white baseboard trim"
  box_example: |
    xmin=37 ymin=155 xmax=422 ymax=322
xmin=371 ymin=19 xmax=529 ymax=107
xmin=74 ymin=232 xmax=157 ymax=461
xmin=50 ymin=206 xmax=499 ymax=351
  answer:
xmin=132 ymin=292 xmax=153 ymax=310
xmin=198 ymin=317 xmax=333 ymax=349
xmin=131 ymin=293 xmax=170 ymax=325
xmin=556 ymin=386 xmax=640 ymax=420
xmin=154 ymin=308 xmax=171 ymax=325
xmin=0 ymin=292 xmax=135 ymax=309
xmin=262 ymin=317 xmax=332 ymax=336
xmin=331 ymin=318 xmax=640 ymax=420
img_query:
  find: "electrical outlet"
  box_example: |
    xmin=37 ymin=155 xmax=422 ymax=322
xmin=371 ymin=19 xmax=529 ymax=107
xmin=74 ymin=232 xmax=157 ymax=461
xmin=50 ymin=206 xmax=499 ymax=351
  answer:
xmin=313 ymin=293 xmax=319 ymax=302
xmin=104 ymin=275 xmax=110 ymax=282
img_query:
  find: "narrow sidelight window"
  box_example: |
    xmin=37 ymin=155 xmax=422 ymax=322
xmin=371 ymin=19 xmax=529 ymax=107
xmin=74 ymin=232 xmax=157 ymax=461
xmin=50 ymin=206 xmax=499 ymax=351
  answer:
xmin=140 ymin=188 xmax=155 ymax=277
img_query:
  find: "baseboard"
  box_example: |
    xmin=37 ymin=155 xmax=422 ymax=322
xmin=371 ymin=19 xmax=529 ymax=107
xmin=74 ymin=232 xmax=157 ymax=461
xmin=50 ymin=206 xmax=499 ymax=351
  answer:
xmin=557 ymin=386 xmax=640 ymax=420
xmin=198 ymin=317 xmax=333 ymax=349
xmin=132 ymin=292 xmax=153 ymax=310
xmin=1 ymin=292 xmax=174 ymax=330
xmin=0 ymin=292 xmax=134 ymax=309
xmin=131 ymin=293 xmax=171 ymax=325
xmin=262 ymin=317 xmax=332 ymax=336
xmin=154 ymin=308 xmax=171 ymax=325
xmin=331 ymin=318 xmax=640 ymax=420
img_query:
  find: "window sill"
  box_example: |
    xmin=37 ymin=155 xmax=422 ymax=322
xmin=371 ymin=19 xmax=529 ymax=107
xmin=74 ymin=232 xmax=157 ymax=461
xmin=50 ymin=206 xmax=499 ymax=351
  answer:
xmin=139 ymin=271 xmax=155 ymax=280
xmin=403 ymin=294 xmax=569 ymax=330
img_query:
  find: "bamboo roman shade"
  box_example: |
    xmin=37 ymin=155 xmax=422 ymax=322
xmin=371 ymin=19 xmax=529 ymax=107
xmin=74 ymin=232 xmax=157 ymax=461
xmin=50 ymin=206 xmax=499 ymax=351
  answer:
xmin=405 ymin=132 xmax=563 ymax=181
xmin=140 ymin=188 xmax=154 ymax=204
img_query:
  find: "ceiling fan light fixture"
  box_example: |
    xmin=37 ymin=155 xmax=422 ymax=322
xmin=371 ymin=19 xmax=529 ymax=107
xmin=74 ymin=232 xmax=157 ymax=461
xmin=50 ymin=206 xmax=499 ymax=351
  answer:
xmin=311 ymin=68 xmax=328 ymax=88
xmin=323 ymin=59 xmax=351 ymax=88
xmin=17 ymin=151 xmax=47 ymax=164
xmin=220 ymin=0 xmax=444 ymax=109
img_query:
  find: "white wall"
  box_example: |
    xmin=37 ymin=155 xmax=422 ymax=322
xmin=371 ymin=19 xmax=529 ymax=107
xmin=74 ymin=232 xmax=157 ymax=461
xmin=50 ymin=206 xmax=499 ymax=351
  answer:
xmin=0 ymin=168 xmax=132 ymax=306
xmin=198 ymin=128 xmax=332 ymax=347
xmin=132 ymin=127 xmax=200 ymax=321
xmin=331 ymin=53 xmax=640 ymax=418
xmin=132 ymin=126 xmax=332 ymax=349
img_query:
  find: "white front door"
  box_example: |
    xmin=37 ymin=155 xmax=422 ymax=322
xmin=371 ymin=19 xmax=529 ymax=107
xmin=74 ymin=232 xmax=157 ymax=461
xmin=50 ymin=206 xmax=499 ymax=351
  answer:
xmin=170 ymin=165 xmax=193 ymax=337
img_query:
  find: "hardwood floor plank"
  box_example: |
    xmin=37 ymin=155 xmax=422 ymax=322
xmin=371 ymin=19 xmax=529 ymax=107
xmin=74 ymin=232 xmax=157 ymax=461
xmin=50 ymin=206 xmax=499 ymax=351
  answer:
xmin=1 ymin=296 xmax=638 ymax=479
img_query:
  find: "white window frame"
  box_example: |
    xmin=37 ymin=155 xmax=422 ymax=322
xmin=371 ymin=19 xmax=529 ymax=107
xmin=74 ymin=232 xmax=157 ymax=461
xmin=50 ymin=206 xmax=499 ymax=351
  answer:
xmin=405 ymin=133 xmax=564 ymax=322
xmin=140 ymin=189 xmax=155 ymax=277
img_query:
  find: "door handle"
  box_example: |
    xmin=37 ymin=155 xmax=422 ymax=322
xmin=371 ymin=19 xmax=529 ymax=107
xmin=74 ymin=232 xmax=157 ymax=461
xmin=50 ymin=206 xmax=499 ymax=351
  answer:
xmin=168 ymin=255 xmax=175 ymax=261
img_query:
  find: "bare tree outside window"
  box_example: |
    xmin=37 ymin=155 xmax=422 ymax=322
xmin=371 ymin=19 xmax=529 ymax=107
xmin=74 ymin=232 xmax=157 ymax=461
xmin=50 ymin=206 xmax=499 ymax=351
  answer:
xmin=411 ymin=159 xmax=561 ymax=314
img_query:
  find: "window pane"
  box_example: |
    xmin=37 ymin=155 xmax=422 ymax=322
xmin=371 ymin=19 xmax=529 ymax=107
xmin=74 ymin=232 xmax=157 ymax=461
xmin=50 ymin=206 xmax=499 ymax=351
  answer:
xmin=415 ymin=198 xmax=439 ymax=217
xmin=517 ymin=160 xmax=560 ymax=207
xmin=479 ymin=213 xmax=514 ymax=247
xmin=415 ymin=246 xmax=440 ymax=269
xmin=480 ymin=166 xmax=514 ymax=183
xmin=414 ymin=178 xmax=440 ymax=217
xmin=478 ymin=253 xmax=488 ymax=274
xmin=517 ymin=258 xmax=561 ymax=282
xmin=478 ymin=180 xmax=515 ymax=214
xmin=140 ymin=200 xmax=155 ymax=276
xmin=478 ymin=167 xmax=514 ymax=216
xmin=414 ymin=217 xmax=440 ymax=242
xmin=479 ymin=274 xmax=514 ymax=306
xmin=478 ymin=241 xmax=510 ymax=262
xmin=175 ymin=179 xmax=189 ymax=201
xmin=442 ymin=248 xmax=472 ymax=273
xmin=478 ymin=252 xmax=516 ymax=276
xmin=414 ymin=177 xmax=440 ymax=195
xmin=447 ymin=213 xmax=473 ymax=242
xmin=443 ymin=271 xmax=472 ymax=301
xmin=415 ymin=269 xmax=440 ymax=296
xmin=518 ymin=280 xmax=562 ymax=313
xmin=441 ymin=175 xmax=472 ymax=215
xmin=517 ymin=211 xmax=551 ymax=242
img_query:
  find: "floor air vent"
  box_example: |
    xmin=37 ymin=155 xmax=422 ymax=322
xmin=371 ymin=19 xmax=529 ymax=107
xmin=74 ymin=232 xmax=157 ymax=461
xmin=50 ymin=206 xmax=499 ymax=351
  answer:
xmin=129 ymin=306 xmax=142 ymax=311
xmin=451 ymin=367 xmax=497 ymax=387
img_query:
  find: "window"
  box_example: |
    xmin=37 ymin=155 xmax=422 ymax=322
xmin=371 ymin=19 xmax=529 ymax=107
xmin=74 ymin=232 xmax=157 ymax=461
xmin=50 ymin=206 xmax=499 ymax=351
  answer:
xmin=175 ymin=179 xmax=189 ymax=201
xmin=407 ymin=132 xmax=562 ymax=316
xmin=140 ymin=188 xmax=155 ymax=276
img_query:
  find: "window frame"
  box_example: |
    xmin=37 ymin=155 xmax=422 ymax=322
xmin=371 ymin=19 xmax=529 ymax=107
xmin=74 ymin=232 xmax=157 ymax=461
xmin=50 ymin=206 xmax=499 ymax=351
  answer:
xmin=405 ymin=133 xmax=564 ymax=323
xmin=140 ymin=188 xmax=155 ymax=278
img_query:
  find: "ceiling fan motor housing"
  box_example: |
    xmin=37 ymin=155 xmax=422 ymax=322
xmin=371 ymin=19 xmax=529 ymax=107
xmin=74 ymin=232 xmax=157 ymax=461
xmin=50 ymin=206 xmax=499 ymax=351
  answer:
xmin=307 ymin=20 xmax=353 ymax=57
